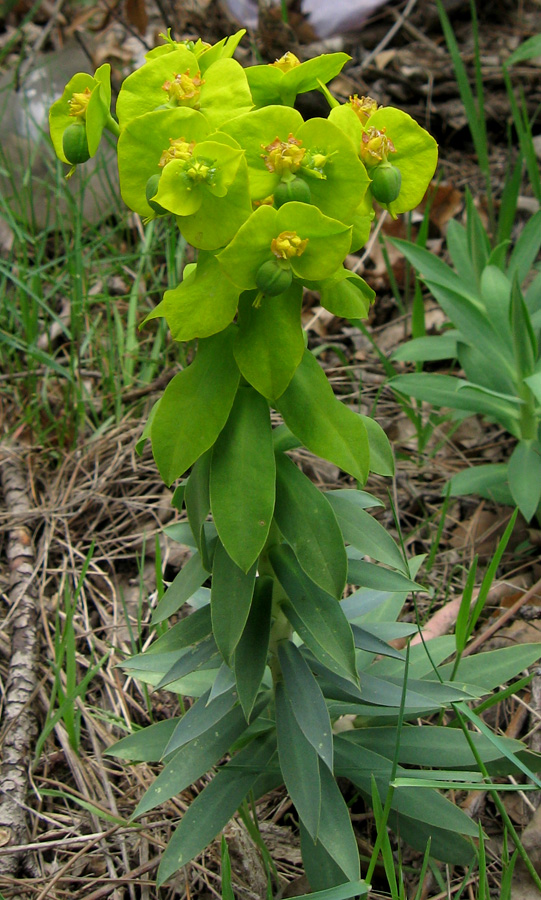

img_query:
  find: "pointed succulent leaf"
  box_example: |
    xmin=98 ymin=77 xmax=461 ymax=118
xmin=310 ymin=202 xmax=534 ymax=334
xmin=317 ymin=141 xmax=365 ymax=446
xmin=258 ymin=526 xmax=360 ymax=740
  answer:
xmin=275 ymin=350 xmax=370 ymax=483
xmin=278 ymin=641 xmax=334 ymax=770
xmin=134 ymin=702 xmax=258 ymax=819
xmin=275 ymin=681 xmax=322 ymax=840
xmin=151 ymin=551 xmax=209 ymax=624
xmin=507 ymin=440 xmax=541 ymax=522
xmin=156 ymin=732 xmax=277 ymax=885
xmin=162 ymin=687 xmax=238 ymax=757
xmin=270 ymin=544 xmax=358 ymax=685
xmin=234 ymin=284 xmax=304 ymax=401
xmin=151 ymin=325 xmax=240 ymax=484
xmin=211 ymin=541 xmax=257 ymax=664
xmin=234 ymin=576 xmax=273 ymax=719
xmin=210 ymin=386 xmax=275 ymax=571
xmin=274 ymin=451 xmax=347 ymax=599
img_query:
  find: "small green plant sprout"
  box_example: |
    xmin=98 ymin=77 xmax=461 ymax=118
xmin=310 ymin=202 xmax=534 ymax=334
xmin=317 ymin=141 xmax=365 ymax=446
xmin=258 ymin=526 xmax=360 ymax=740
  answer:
xmin=387 ymin=25 xmax=541 ymax=523
xmin=389 ymin=194 xmax=541 ymax=523
xmin=49 ymin=31 xmax=541 ymax=895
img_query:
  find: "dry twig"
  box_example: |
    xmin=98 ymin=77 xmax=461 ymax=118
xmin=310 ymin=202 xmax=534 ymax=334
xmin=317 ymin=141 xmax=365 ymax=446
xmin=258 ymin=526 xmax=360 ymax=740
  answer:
xmin=0 ymin=447 xmax=40 ymax=878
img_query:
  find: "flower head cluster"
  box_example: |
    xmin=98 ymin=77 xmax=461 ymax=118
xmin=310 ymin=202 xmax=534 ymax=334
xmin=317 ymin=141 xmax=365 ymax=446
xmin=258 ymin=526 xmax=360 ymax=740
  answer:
xmin=271 ymin=231 xmax=309 ymax=259
xmin=347 ymin=94 xmax=378 ymax=125
xmin=159 ymin=137 xmax=197 ymax=167
xmin=360 ymin=126 xmax=396 ymax=167
xmin=262 ymin=134 xmax=305 ymax=175
xmin=50 ymin=31 xmax=438 ymax=390
xmin=68 ymin=87 xmax=92 ymax=119
xmin=162 ymin=70 xmax=204 ymax=106
xmin=270 ymin=52 xmax=301 ymax=73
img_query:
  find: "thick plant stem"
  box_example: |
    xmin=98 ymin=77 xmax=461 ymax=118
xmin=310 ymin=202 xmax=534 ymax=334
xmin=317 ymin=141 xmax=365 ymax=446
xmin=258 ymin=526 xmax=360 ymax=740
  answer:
xmin=518 ymin=385 xmax=538 ymax=441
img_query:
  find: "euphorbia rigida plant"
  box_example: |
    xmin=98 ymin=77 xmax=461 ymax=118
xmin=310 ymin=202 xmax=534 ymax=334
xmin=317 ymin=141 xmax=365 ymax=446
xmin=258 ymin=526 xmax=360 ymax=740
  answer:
xmin=50 ymin=31 xmax=538 ymax=894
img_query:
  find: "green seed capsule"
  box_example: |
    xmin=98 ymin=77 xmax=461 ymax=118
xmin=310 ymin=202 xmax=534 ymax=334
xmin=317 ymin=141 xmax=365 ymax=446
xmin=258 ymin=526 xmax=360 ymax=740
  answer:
xmin=370 ymin=162 xmax=402 ymax=204
xmin=62 ymin=123 xmax=90 ymax=165
xmin=255 ymin=259 xmax=293 ymax=296
xmin=145 ymin=174 xmax=169 ymax=215
xmin=274 ymin=177 xmax=311 ymax=208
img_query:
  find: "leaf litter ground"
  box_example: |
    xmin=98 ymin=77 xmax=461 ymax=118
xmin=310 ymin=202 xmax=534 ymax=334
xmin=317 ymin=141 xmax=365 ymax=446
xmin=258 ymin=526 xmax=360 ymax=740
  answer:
xmin=0 ymin=1 xmax=540 ymax=897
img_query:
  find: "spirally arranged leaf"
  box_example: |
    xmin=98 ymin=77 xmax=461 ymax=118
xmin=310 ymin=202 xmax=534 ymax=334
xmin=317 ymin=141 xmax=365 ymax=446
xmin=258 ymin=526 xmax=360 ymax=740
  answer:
xmin=270 ymin=544 xmax=358 ymax=685
xmin=151 ymin=552 xmax=208 ymax=625
xmin=275 ymin=350 xmax=370 ymax=483
xmin=146 ymin=604 xmax=212 ymax=654
xmin=275 ymin=681 xmax=321 ymax=840
xmin=234 ymin=576 xmax=273 ymax=719
xmin=278 ymin=641 xmax=333 ymax=771
xmin=157 ymin=731 xmax=277 ymax=886
xmin=155 ymin=634 xmax=219 ymax=689
xmin=152 ymin=325 xmax=240 ymax=485
xmin=210 ymin=385 xmax=275 ymax=571
xmin=107 ymin=718 xmax=180 ymax=762
xmin=211 ymin=541 xmax=257 ymax=664
xmin=312 ymin=758 xmax=361 ymax=884
xmin=334 ymin=737 xmax=477 ymax=865
xmin=326 ymin=492 xmax=406 ymax=573
xmin=274 ymin=451 xmax=347 ymax=599
xmin=234 ymin=284 xmax=304 ymax=400
xmin=347 ymin=558 xmax=424 ymax=592
xmin=507 ymin=440 xmax=541 ymax=521
xmin=133 ymin=701 xmax=255 ymax=819
xmin=184 ymin=450 xmax=211 ymax=551
xmin=162 ymin=687 xmax=237 ymax=758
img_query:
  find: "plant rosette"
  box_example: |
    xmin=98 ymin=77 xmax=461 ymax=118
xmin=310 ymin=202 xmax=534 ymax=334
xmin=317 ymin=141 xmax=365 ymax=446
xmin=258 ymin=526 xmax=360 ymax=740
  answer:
xmin=221 ymin=106 xmax=370 ymax=221
xmin=117 ymin=108 xmax=251 ymax=249
xmin=246 ymin=50 xmax=350 ymax=108
xmin=329 ymin=102 xmax=438 ymax=216
xmin=49 ymin=63 xmax=115 ymax=167
xmin=116 ymin=47 xmax=253 ymax=130
xmin=216 ymin=201 xmax=352 ymax=295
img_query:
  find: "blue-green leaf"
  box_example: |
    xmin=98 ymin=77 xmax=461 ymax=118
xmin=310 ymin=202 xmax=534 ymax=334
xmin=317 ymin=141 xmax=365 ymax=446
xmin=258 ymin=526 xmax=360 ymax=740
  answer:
xmin=278 ymin=641 xmax=333 ymax=771
xmin=162 ymin=687 xmax=238 ymax=757
xmin=234 ymin=576 xmax=273 ymax=719
xmin=275 ymin=681 xmax=321 ymax=840
xmin=274 ymin=452 xmax=347 ymax=599
xmin=133 ymin=702 xmax=254 ymax=818
xmin=270 ymin=544 xmax=358 ymax=685
xmin=326 ymin=493 xmax=406 ymax=573
xmin=151 ymin=552 xmax=209 ymax=625
xmin=211 ymin=541 xmax=257 ymax=663
xmin=347 ymin=559 xmax=424 ymax=592
xmin=157 ymin=731 xmax=277 ymax=885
